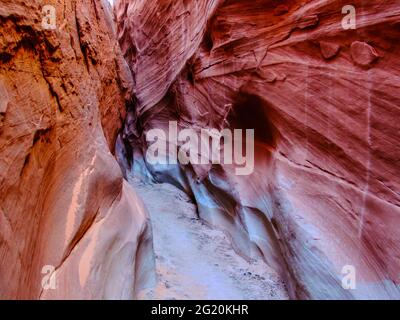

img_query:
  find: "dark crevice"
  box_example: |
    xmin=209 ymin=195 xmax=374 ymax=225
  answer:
xmin=19 ymin=153 xmax=31 ymax=177
xmin=74 ymin=4 xmax=90 ymax=73
xmin=33 ymin=128 xmax=52 ymax=145
xmin=228 ymin=92 xmax=278 ymax=148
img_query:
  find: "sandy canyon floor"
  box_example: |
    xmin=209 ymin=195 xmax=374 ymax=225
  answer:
xmin=129 ymin=177 xmax=288 ymax=300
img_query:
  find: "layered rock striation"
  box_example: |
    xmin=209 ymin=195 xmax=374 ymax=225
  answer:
xmin=0 ymin=0 xmax=153 ymax=299
xmin=116 ymin=0 xmax=400 ymax=299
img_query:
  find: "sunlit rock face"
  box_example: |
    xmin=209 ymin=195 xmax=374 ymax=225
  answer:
xmin=0 ymin=0 xmax=153 ymax=299
xmin=116 ymin=0 xmax=400 ymax=299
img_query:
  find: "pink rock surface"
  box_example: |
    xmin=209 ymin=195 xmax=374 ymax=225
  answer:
xmin=116 ymin=0 xmax=400 ymax=299
xmin=319 ymin=41 xmax=341 ymax=59
xmin=350 ymin=41 xmax=380 ymax=67
xmin=0 ymin=0 xmax=153 ymax=299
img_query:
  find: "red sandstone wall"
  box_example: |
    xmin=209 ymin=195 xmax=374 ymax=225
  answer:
xmin=116 ymin=0 xmax=400 ymax=299
xmin=0 ymin=0 xmax=153 ymax=299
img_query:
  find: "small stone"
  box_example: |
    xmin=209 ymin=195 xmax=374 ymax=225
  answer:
xmin=350 ymin=41 xmax=379 ymax=67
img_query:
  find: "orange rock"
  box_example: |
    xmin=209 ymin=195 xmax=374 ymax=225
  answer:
xmin=0 ymin=0 xmax=153 ymax=299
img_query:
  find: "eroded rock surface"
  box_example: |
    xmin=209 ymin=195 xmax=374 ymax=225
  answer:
xmin=116 ymin=0 xmax=400 ymax=299
xmin=350 ymin=41 xmax=380 ymax=67
xmin=0 ymin=0 xmax=153 ymax=299
xmin=131 ymin=177 xmax=288 ymax=300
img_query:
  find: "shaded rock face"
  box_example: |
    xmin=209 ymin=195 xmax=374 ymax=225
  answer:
xmin=116 ymin=0 xmax=400 ymax=299
xmin=0 ymin=0 xmax=153 ymax=299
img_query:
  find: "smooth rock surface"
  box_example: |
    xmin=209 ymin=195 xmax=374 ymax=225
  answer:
xmin=319 ymin=41 xmax=341 ymax=59
xmin=0 ymin=0 xmax=154 ymax=299
xmin=132 ymin=177 xmax=288 ymax=300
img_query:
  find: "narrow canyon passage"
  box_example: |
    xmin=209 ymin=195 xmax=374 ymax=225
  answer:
xmin=1 ymin=0 xmax=399 ymax=301
xmin=128 ymin=176 xmax=288 ymax=300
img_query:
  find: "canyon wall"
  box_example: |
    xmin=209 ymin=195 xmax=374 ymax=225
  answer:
xmin=116 ymin=0 xmax=400 ymax=299
xmin=0 ymin=0 xmax=154 ymax=299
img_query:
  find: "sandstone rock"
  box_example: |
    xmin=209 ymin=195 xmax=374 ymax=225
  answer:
xmin=257 ymin=69 xmax=277 ymax=83
xmin=350 ymin=41 xmax=380 ymax=67
xmin=274 ymin=5 xmax=289 ymax=16
xmin=0 ymin=79 xmax=8 ymax=114
xmin=0 ymin=78 xmax=8 ymax=129
xmin=319 ymin=41 xmax=341 ymax=59
xmin=0 ymin=0 xmax=153 ymax=299
xmin=296 ymin=15 xmax=319 ymax=30
xmin=1 ymin=0 xmax=399 ymax=301
xmin=117 ymin=0 xmax=400 ymax=299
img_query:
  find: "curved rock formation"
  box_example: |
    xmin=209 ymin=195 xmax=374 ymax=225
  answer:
xmin=116 ymin=0 xmax=400 ymax=299
xmin=0 ymin=0 xmax=153 ymax=299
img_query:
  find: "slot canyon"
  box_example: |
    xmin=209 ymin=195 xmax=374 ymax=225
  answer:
xmin=0 ymin=0 xmax=399 ymax=300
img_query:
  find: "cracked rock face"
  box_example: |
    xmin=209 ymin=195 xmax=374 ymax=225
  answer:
xmin=0 ymin=0 xmax=153 ymax=299
xmin=116 ymin=0 xmax=400 ymax=299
